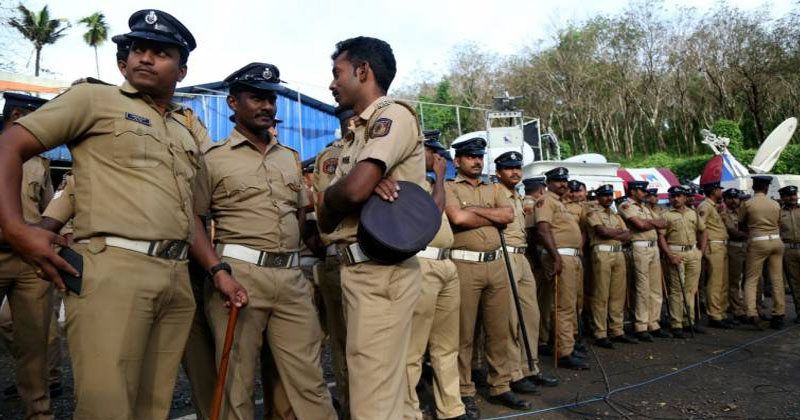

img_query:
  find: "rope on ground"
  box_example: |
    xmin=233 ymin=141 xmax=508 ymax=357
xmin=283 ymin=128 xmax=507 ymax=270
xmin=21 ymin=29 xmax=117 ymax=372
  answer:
xmin=481 ymin=325 xmax=798 ymax=420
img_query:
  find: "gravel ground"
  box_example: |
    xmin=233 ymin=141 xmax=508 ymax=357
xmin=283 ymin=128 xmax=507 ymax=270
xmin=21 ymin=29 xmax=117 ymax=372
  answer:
xmin=1 ymin=299 xmax=798 ymax=419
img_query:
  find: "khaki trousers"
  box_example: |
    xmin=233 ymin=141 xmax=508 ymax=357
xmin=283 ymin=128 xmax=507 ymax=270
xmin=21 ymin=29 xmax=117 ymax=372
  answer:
xmin=405 ymin=258 xmax=464 ymax=420
xmin=667 ymin=249 xmax=702 ymax=328
xmin=632 ymin=246 xmax=664 ymax=332
xmin=0 ymin=252 xmax=53 ymax=420
xmin=783 ymin=248 xmax=800 ymax=314
xmin=453 ymin=257 xmax=512 ymax=397
xmin=590 ymin=250 xmax=626 ymax=339
xmin=317 ymin=256 xmax=349 ymax=419
xmin=507 ymin=253 xmax=540 ymax=380
xmin=181 ymin=265 xmax=217 ymax=420
xmin=727 ymin=244 xmax=747 ymax=317
xmin=341 ymin=257 xmax=421 ymax=420
xmin=65 ymin=244 xmax=194 ymax=420
xmin=541 ymin=253 xmax=581 ymax=358
xmin=744 ymin=239 xmax=786 ymax=317
xmin=207 ymin=258 xmax=335 ymax=420
xmin=704 ymin=243 xmax=729 ymax=321
xmin=0 ymin=288 xmax=62 ymax=385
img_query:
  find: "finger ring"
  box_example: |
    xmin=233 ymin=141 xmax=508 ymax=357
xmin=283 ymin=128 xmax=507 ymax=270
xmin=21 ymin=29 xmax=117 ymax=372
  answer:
xmin=34 ymin=268 xmax=43 ymax=275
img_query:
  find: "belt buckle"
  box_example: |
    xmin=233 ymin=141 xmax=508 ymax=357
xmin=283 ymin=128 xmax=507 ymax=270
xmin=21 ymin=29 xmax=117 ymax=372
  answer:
xmin=441 ymin=249 xmax=451 ymax=259
xmin=267 ymin=253 xmax=291 ymax=268
xmin=157 ymin=240 xmax=185 ymax=260
xmin=483 ymin=251 xmax=497 ymax=262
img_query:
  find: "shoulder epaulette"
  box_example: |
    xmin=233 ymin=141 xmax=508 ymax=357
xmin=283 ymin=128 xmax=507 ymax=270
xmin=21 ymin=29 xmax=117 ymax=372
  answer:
xmin=205 ymin=138 xmax=229 ymax=154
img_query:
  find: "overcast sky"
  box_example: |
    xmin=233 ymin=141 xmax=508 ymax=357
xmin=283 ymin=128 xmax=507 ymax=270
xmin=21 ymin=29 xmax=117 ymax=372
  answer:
xmin=6 ymin=0 xmax=793 ymax=103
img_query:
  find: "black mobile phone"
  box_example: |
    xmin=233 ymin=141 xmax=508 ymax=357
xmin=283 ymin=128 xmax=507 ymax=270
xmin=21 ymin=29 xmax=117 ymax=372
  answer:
xmin=57 ymin=247 xmax=83 ymax=295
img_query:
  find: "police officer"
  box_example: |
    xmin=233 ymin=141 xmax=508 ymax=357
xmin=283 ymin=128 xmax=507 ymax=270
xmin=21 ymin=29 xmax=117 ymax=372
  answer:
xmin=0 ymin=92 xmax=54 ymax=419
xmin=312 ymin=106 xmax=354 ymax=420
xmin=442 ymin=138 xmax=526 ymax=415
xmin=697 ymin=182 xmax=733 ymax=328
xmin=494 ymin=152 xmax=559 ymax=394
xmin=318 ymin=37 xmax=426 ymax=420
xmin=646 ymin=188 xmax=662 ymax=215
xmin=660 ymin=186 xmax=707 ymax=338
xmin=721 ymin=188 xmax=748 ymax=324
xmin=200 ymin=63 xmax=335 ymax=420
xmin=587 ymin=185 xmax=635 ymax=348
xmin=778 ymin=185 xmax=800 ymax=323
xmin=522 ymin=177 xmax=546 ymax=216
xmin=535 ymin=167 xmax=589 ymax=369
xmin=521 ymin=177 xmax=551 ymax=354
xmin=405 ymin=132 xmax=467 ymax=420
xmin=739 ymin=176 xmax=785 ymax=330
xmin=0 ymin=10 xmax=249 ymax=418
xmin=618 ymin=181 xmax=671 ymax=341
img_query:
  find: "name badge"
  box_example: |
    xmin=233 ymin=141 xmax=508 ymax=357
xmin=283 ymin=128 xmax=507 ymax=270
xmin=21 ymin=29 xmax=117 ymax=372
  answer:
xmin=125 ymin=112 xmax=151 ymax=126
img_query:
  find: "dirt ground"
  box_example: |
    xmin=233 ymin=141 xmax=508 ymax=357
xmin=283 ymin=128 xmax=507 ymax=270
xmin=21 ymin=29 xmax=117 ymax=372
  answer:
xmin=1 ymin=301 xmax=799 ymax=420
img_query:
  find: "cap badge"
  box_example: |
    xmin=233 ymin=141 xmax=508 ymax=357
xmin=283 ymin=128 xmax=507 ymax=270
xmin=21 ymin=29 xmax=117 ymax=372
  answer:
xmin=145 ymin=11 xmax=158 ymax=25
xmin=262 ymin=68 xmax=272 ymax=80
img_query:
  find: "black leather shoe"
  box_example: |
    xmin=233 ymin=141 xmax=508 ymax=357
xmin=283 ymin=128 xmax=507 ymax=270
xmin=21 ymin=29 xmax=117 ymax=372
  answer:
xmin=528 ymin=372 xmax=559 ymax=387
xmin=709 ymin=319 xmax=733 ymax=329
xmin=735 ymin=315 xmax=748 ymax=324
xmin=770 ymin=315 xmax=784 ymax=330
xmin=649 ymin=329 xmax=670 ymax=339
xmin=510 ymin=378 xmax=539 ymax=395
xmin=574 ymin=340 xmax=588 ymax=353
xmin=442 ymin=415 xmax=469 ymax=420
xmin=637 ymin=331 xmax=655 ymax=341
xmin=671 ymin=328 xmax=688 ymax=339
xmin=594 ymin=337 xmax=614 ymax=349
xmin=461 ymin=396 xmax=480 ymax=420
xmin=558 ymin=353 xmax=590 ymax=370
xmin=749 ymin=316 xmax=768 ymax=330
xmin=683 ymin=325 xmax=705 ymax=334
xmin=611 ymin=334 xmax=639 ymax=344
xmin=489 ymin=391 xmax=531 ymax=410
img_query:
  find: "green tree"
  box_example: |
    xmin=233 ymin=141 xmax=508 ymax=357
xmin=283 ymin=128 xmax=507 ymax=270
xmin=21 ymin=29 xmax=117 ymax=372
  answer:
xmin=78 ymin=12 xmax=109 ymax=78
xmin=8 ymin=4 xmax=69 ymax=76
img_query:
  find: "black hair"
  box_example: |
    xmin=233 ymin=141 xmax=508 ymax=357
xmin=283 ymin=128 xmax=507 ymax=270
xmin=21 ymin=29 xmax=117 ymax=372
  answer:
xmin=331 ymin=36 xmax=396 ymax=93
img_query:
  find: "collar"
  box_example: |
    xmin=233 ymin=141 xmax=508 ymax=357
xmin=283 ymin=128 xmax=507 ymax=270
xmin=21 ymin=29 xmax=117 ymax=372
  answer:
xmin=545 ymin=190 xmax=561 ymax=201
xmin=670 ymin=206 xmax=687 ymax=213
xmin=119 ymin=81 xmax=181 ymax=113
xmin=229 ymin=127 xmax=276 ymax=152
xmin=357 ymin=96 xmax=390 ymax=124
xmin=454 ymin=173 xmax=486 ymax=185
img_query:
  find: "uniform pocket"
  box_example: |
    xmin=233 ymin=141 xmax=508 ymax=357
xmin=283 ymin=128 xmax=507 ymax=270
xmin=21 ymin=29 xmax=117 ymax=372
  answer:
xmin=112 ymin=119 xmax=162 ymax=168
xmin=222 ymin=175 xmax=265 ymax=198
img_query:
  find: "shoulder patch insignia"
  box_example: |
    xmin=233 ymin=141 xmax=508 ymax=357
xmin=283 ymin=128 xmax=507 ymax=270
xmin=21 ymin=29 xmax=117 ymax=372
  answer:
xmin=699 ymin=210 xmax=705 ymax=217
xmin=536 ymin=200 xmax=545 ymax=208
xmin=369 ymin=118 xmax=392 ymax=138
xmin=342 ymin=156 xmax=350 ymax=164
xmin=621 ymin=203 xmax=630 ymax=210
xmin=322 ymin=157 xmax=338 ymax=174
xmin=125 ymin=112 xmax=151 ymax=126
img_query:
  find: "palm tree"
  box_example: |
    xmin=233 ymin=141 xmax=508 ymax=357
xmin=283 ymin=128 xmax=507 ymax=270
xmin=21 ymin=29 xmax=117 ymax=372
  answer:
xmin=78 ymin=12 xmax=109 ymax=78
xmin=8 ymin=5 xmax=69 ymax=77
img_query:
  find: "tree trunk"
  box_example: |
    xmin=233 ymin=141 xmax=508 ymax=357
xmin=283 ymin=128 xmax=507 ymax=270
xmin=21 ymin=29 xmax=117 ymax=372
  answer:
xmin=95 ymin=46 xmax=100 ymax=78
xmin=35 ymin=47 xmax=41 ymax=77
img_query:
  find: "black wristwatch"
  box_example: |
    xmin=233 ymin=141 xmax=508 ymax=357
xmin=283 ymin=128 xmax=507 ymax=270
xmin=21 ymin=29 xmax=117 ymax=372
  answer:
xmin=207 ymin=261 xmax=232 ymax=280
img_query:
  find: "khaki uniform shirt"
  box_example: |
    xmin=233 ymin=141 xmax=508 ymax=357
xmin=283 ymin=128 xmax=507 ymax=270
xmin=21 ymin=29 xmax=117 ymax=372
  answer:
xmin=720 ymin=207 xmax=742 ymax=241
xmin=42 ymin=173 xmax=74 ymax=224
xmin=312 ymin=140 xmax=343 ymax=246
xmin=326 ymin=97 xmax=425 ymax=244
xmin=423 ymin=179 xmax=454 ymax=249
xmin=0 ymin=156 xmax=54 ymax=242
xmin=738 ymin=192 xmax=781 ymax=238
xmin=522 ymin=195 xmax=536 ymax=216
xmin=618 ymin=200 xmax=658 ymax=241
xmin=697 ymin=198 xmax=729 ymax=241
xmin=16 ymin=81 xmax=206 ymax=243
xmin=534 ymin=191 xmax=582 ymax=248
xmin=779 ymin=205 xmax=800 ymax=243
xmin=445 ymin=175 xmax=510 ymax=251
xmin=663 ymin=207 xmax=705 ymax=246
xmin=503 ymin=186 xmax=527 ymax=248
xmin=586 ymin=206 xmax=627 ymax=246
xmin=200 ymin=129 xmax=309 ymax=252
xmin=647 ymin=204 xmax=664 ymax=217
